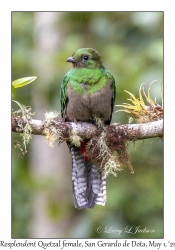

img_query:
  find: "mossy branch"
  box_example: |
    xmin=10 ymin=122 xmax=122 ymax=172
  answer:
xmin=12 ymin=113 xmax=163 ymax=176
xmin=12 ymin=115 xmax=163 ymax=141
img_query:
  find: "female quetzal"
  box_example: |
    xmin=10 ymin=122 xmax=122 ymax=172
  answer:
xmin=60 ymin=48 xmax=116 ymax=209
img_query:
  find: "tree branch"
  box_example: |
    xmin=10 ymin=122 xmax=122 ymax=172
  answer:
xmin=12 ymin=115 xmax=163 ymax=141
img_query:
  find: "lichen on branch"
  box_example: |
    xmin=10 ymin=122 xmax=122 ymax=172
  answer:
xmin=85 ymin=127 xmax=134 ymax=177
xmin=12 ymin=112 xmax=163 ymax=176
xmin=12 ymin=104 xmax=34 ymax=153
xmin=43 ymin=111 xmax=64 ymax=147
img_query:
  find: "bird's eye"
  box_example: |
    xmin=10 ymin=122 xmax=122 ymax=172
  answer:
xmin=83 ymin=55 xmax=89 ymax=60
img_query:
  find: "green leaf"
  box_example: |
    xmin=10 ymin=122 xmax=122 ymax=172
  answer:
xmin=12 ymin=76 xmax=37 ymax=88
xmin=12 ymin=85 xmax=16 ymax=99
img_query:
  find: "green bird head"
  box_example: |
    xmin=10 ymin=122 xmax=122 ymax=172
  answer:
xmin=66 ymin=48 xmax=103 ymax=69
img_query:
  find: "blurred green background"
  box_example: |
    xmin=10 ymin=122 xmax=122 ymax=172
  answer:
xmin=12 ymin=12 xmax=163 ymax=238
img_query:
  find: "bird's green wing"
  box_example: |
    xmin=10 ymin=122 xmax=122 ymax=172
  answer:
xmin=60 ymin=72 xmax=69 ymax=116
xmin=105 ymin=69 xmax=116 ymax=112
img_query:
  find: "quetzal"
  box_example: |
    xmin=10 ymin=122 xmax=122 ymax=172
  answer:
xmin=60 ymin=48 xmax=116 ymax=209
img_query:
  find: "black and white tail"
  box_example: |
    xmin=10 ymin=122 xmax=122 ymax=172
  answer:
xmin=71 ymin=146 xmax=106 ymax=209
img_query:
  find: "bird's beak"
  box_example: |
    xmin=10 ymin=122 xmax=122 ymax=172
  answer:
xmin=66 ymin=56 xmax=77 ymax=63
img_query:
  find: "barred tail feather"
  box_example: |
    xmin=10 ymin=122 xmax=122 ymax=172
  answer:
xmin=71 ymin=146 xmax=88 ymax=209
xmin=70 ymin=146 xmax=106 ymax=209
xmin=87 ymin=162 xmax=106 ymax=208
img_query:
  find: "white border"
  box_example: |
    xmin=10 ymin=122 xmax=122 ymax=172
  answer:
xmin=0 ymin=0 xmax=174 ymax=246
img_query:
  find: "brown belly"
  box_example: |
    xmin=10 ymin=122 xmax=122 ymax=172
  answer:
xmin=66 ymin=80 xmax=113 ymax=124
